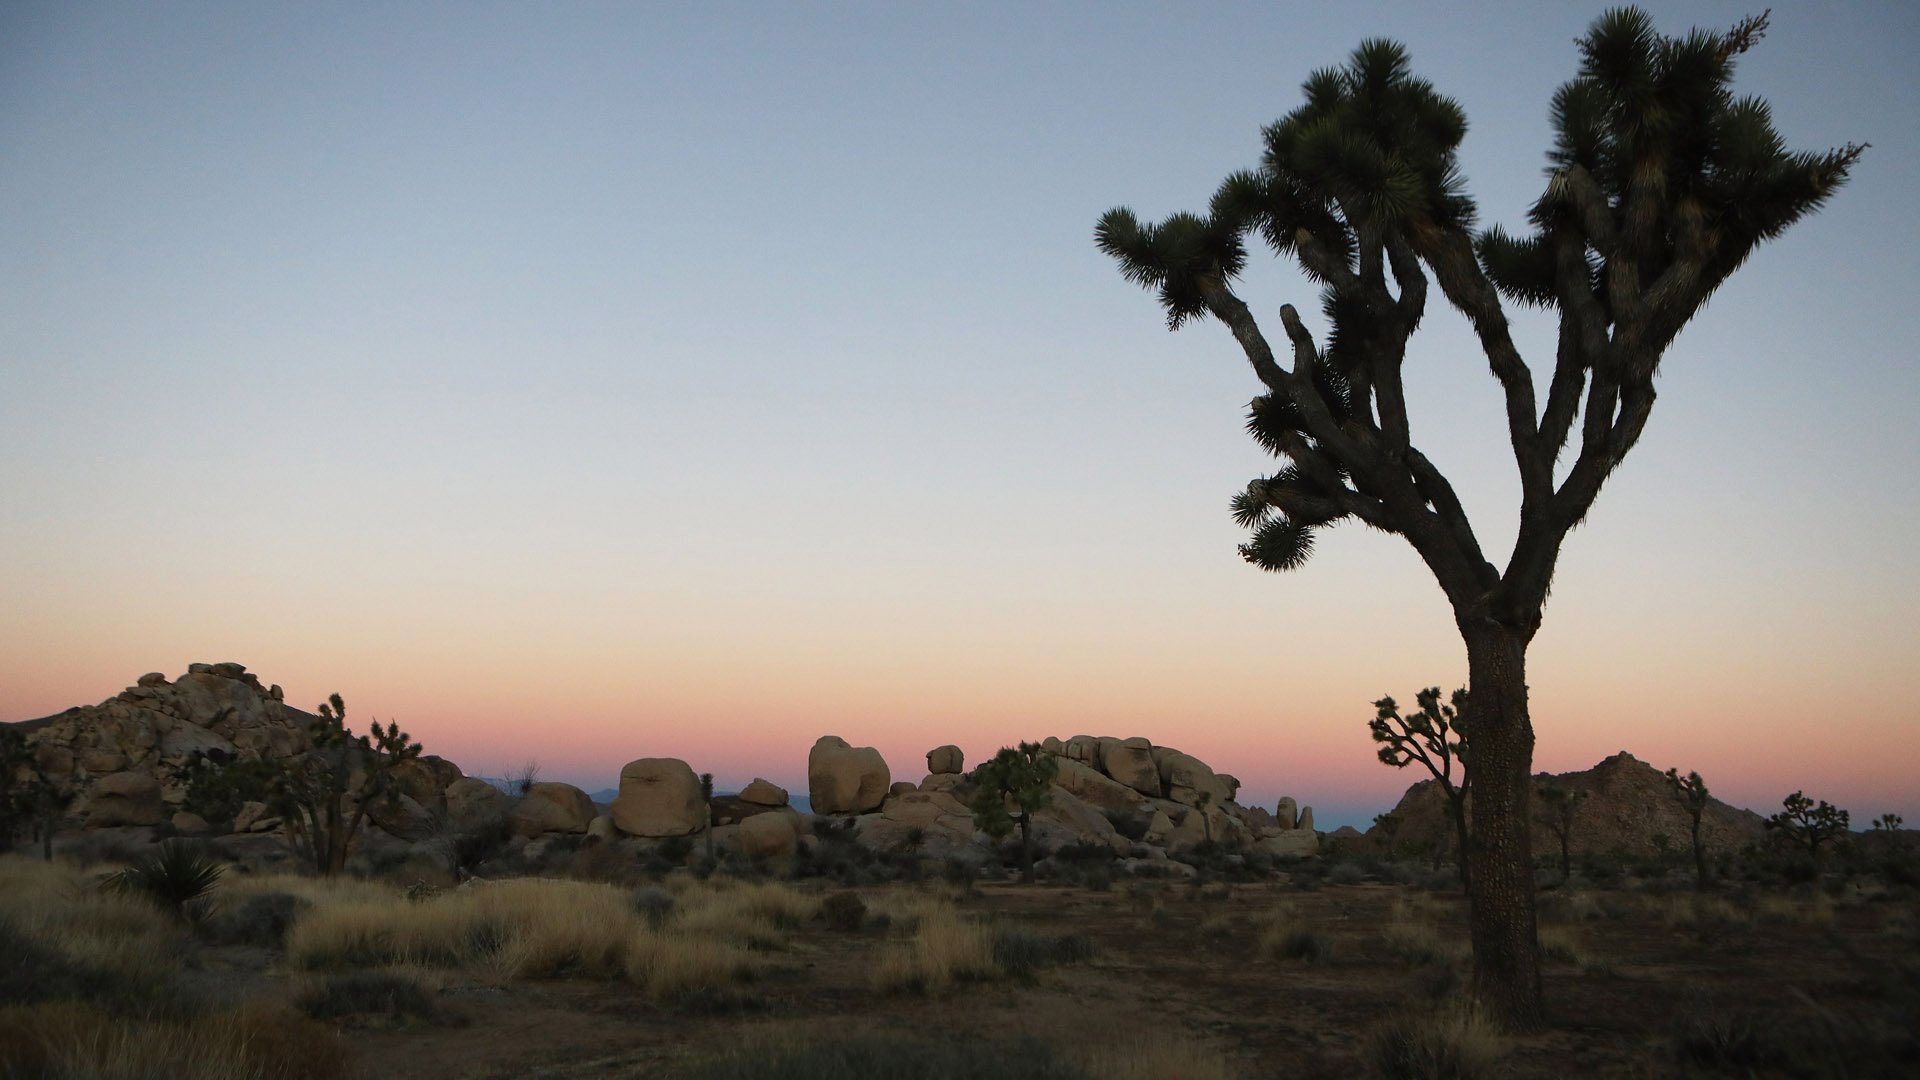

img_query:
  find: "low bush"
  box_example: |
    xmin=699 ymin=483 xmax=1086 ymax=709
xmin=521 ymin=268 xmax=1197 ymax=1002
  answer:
xmin=200 ymin=891 xmax=310 ymax=949
xmin=297 ymin=969 xmax=443 ymax=1025
xmin=1366 ymin=1007 xmax=1508 ymax=1080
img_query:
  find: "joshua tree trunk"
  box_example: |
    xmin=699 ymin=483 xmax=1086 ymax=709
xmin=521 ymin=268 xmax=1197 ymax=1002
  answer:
xmin=1689 ymin=815 xmax=1709 ymax=889
xmin=1448 ymin=794 xmax=1472 ymax=889
xmin=1017 ymin=812 xmax=1035 ymax=885
xmin=1463 ymin=622 xmax=1543 ymax=1027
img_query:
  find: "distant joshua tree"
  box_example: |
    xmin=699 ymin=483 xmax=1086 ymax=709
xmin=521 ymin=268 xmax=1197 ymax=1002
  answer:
xmin=1371 ymin=688 xmax=1471 ymax=887
xmin=969 ymin=742 xmax=1057 ymax=884
xmin=1534 ymin=784 xmax=1587 ymax=886
xmin=1664 ymin=768 xmax=1714 ymax=888
xmin=699 ymin=772 xmax=716 ymax=862
xmin=0 ymin=727 xmax=70 ymax=860
xmin=1766 ymin=791 xmax=1849 ymax=866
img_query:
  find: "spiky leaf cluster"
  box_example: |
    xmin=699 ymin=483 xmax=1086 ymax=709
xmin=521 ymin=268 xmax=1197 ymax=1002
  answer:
xmin=1484 ymin=8 xmax=1865 ymax=325
xmin=1099 ymin=8 xmax=1860 ymax=598
xmin=1370 ymin=687 xmax=1471 ymax=783
xmin=1664 ymin=768 xmax=1710 ymax=815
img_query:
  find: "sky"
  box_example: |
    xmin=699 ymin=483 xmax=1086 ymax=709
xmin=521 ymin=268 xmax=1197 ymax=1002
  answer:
xmin=3 ymin=1 xmax=1916 ymax=830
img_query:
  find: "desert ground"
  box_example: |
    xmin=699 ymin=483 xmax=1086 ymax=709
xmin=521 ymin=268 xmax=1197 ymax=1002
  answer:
xmin=3 ymin=833 xmax=1915 ymax=1080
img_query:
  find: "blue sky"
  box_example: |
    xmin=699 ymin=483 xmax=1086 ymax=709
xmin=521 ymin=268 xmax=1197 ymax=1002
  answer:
xmin=3 ymin=2 xmax=1917 ymax=829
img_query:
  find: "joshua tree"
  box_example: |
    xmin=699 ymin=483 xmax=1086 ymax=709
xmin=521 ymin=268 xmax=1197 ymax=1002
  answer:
xmin=1873 ymin=812 xmax=1904 ymax=834
xmin=1372 ymin=811 xmax=1403 ymax=857
xmin=1766 ymin=791 xmax=1849 ymax=866
xmin=970 ymin=742 xmax=1058 ymax=884
xmin=1097 ymin=8 xmax=1860 ymax=1023
xmin=1664 ymin=768 xmax=1714 ymax=888
xmin=198 ymin=693 xmax=424 ymax=876
xmin=1371 ymin=688 xmax=1471 ymax=887
xmin=699 ymin=772 xmax=716 ymax=862
xmin=0 ymin=728 xmax=69 ymax=860
xmin=1535 ymin=784 xmax=1587 ymax=886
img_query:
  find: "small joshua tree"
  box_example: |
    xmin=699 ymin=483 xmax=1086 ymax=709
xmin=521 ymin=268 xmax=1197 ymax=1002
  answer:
xmin=970 ymin=742 xmax=1057 ymax=884
xmin=1372 ymin=688 xmax=1470 ymax=887
xmin=1664 ymin=768 xmax=1713 ymax=888
xmin=1535 ymin=784 xmax=1587 ymax=886
xmin=1873 ymin=812 xmax=1904 ymax=835
xmin=1766 ymin=791 xmax=1849 ymax=866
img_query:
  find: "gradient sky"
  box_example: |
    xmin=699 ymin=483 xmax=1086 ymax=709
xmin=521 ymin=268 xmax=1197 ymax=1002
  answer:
xmin=4 ymin=2 xmax=1916 ymax=830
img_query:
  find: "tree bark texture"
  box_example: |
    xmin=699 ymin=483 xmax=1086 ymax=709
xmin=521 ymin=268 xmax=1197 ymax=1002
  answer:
xmin=1463 ymin=622 xmax=1543 ymax=1027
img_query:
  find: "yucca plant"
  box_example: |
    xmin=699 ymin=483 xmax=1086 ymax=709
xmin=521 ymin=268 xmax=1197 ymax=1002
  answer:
xmin=105 ymin=839 xmax=225 ymax=919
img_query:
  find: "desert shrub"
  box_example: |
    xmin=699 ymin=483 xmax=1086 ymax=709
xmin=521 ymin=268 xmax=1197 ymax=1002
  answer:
xmin=631 ymin=885 xmax=677 ymax=926
xmin=657 ymin=835 xmax=696 ymax=863
xmin=0 ymin=1000 xmax=352 ymax=1080
xmin=1671 ymin=1009 xmax=1792 ymax=1075
xmin=200 ymin=890 xmax=310 ymax=949
xmin=297 ymin=969 xmax=441 ymax=1024
xmin=1273 ymin=928 xmax=1333 ymax=963
xmin=820 ymin=890 xmax=867 ymax=931
xmin=1366 ymin=1007 xmax=1508 ymax=1080
xmin=686 ymin=1034 xmax=1084 ymax=1080
xmin=103 ymin=840 xmax=225 ymax=919
xmin=991 ymin=927 xmax=1094 ymax=978
xmin=1327 ymin=861 xmax=1369 ymax=886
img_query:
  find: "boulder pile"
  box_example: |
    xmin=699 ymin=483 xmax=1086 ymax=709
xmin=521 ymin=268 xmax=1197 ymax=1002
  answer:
xmin=6 ymin=665 xmax=1319 ymax=868
xmin=8 ymin=663 xmax=457 ymax=828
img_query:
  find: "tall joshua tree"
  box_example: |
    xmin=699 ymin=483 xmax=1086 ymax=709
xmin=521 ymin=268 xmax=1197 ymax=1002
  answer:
xmin=1664 ymin=768 xmax=1713 ymax=888
xmin=1371 ymin=688 xmax=1471 ymax=887
xmin=1097 ymin=9 xmax=1860 ymax=1024
xmin=969 ymin=742 xmax=1057 ymax=885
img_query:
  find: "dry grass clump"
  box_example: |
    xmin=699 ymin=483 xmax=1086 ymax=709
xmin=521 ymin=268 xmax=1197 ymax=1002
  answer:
xmin=287 ymin=877 xmax=634 ymax=975
xmin=0 ymin=857 xmax=180 ymax=994
xmin=0 ymin=1001 xmax=351 ymax=1080
xmin=1253 ymin=903 xmax=1332 ymax=964
xmin=871 ymin=907 xmax=997 ymax=994
xmin=1070 ymin=1032 xmax=1238 ymax=1080
xmin=282 ymin=874 xmax=789 ymax=1000
xmin=1380 ymin=919 xmax=1468 ymax=968
xmin=677 ymin=882 xmax=821 ymax=948
xmin=1535 ymin=925 xmax=1586 ymax=966
xmin=1657 ymin=893 xmax=1752 ymax=936
xmin=1755 ymin=894 xmax=1834 ymax=928
xmin=1366 ymin=1006 xmax=1509 ymax=1080
xmin=625 ymin=930 xmax=759 ymax=1002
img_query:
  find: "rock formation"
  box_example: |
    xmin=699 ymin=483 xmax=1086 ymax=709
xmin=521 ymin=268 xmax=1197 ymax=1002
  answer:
xmin=807 ymin=736 xmax=890 ymax=814
xmin=10 ymin=663 xmax=317 ymax=827
xmin=611 ymin=758 xmax=707 ymax=837
xmin=1366 ymin=750 xmax=1766 ymax=859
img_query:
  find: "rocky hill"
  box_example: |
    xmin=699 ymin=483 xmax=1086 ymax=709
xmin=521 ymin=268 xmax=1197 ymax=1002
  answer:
xmin=6 ymin=665 xmax=1320 ymax=867
xmin=1365 ymin=750 xmax=1767 ymax=860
